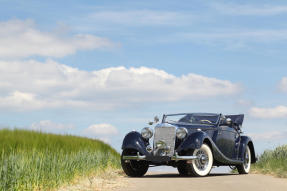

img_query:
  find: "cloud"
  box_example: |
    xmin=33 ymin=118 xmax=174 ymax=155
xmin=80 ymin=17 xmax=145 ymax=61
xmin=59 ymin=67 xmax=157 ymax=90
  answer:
xmin=82 ymin=123 xmax=118 ymax=143
xmin=83 ymin=124 xmax=118 ymax=135
xmin=279 ymin=77 xmax=287 ymax=92
xmin=30 ymin=120 xmax=75 ymax=134
xmin=212 ymin=3 xmax=287 ymax=16
xmin=249 ymin=131 xmax=287 ymax=141
xmin=89 ymin=10 xmax=194 ymax=26
xmin=249 ymin=106 xmax=287 ymax=119
xmin=0 ymin=60 xmax=240 ymax=111
xmin=0 ymin=19 xmax=115 ymax=58
xmin=170 ymin=29 xmax=287 ymax=50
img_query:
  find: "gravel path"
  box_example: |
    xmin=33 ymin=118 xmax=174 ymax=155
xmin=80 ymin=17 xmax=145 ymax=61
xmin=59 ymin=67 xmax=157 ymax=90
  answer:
xmin=119 ymin=172 xmax=287 ymax=191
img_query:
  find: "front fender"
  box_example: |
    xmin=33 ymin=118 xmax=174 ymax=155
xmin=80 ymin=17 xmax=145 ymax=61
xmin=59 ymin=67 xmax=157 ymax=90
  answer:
xmin=121 ymin=131 xmax=149 ymax=155
xmin=239 ymin=136 xmax=256 ymax=163
xmin=176 ymin=131 xmax=209 ymax=153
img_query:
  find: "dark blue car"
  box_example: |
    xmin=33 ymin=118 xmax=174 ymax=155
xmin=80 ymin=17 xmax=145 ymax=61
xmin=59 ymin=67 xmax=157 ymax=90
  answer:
xmin=121 ymin=113 xmax=256 ymax=177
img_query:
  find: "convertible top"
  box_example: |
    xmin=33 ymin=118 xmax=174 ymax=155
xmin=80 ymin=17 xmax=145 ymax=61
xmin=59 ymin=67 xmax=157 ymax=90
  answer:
xmin=225 ymin=114 xmax=244 ymax=126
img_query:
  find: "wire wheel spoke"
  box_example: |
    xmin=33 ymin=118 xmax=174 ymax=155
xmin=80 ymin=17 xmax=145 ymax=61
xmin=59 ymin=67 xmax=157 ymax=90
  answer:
xmin=194 ymin=149 xmax=209 ymax=171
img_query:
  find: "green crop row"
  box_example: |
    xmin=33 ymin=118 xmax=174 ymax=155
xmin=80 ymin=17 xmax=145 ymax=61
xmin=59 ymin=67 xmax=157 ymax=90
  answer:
xmin=0 ymin=129 xmax=120 ymax=190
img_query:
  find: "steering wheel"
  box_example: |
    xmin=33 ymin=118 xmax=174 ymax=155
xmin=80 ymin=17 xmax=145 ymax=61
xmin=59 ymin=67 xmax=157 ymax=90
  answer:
xmin=200 ymin=119 xmax=212 ymax=124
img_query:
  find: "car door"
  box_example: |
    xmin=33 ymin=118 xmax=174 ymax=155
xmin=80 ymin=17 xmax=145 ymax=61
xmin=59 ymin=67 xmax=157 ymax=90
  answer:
xmin=216 ymin=125 xmax=237 ymax=159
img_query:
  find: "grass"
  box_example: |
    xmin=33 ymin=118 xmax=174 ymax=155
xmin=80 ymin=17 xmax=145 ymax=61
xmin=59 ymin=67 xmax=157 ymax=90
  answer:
xmin=0 ymin=129 xmax=121 ymax=191
xmin=252 ymin=145 xmax=287 ymax=178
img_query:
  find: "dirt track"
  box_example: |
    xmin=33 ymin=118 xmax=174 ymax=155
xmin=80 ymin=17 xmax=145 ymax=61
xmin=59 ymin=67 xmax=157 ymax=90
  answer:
xmin=119 ymin=172 xmax=287 ymax=191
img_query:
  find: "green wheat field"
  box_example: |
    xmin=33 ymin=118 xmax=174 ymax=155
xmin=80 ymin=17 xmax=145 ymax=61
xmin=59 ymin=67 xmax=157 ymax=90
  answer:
xmin=0 ymin=129 xmax=120 ymax=191
xmin=252 ymin=144 xmax=287 ymax=178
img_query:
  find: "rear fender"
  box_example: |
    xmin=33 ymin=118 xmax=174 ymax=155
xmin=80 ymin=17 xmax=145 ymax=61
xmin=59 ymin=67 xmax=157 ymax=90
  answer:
xmin=239 ymin=136 xmax=256 ymax=163
xmin=121 ymin=131 xmax=149 ymax=155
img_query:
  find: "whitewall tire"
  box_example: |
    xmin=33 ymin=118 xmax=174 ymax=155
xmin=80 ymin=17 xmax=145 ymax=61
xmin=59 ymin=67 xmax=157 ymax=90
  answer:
xmin=237 ymin=145 xmax=251 ymax=174
xmin=178 ymin=143 xmax=213 ymax=177
xmin=191 ymin=144 xmax=213 ymax=176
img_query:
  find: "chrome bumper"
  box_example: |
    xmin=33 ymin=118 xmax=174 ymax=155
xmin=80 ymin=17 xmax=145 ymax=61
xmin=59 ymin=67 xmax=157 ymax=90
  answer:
xmin=171 ymin=152 xmax=198 ymax=161
xmin=122 ymin=152 xmax=198 ymax=161
xmin=122 ymin=152 xmax=147 ymax=160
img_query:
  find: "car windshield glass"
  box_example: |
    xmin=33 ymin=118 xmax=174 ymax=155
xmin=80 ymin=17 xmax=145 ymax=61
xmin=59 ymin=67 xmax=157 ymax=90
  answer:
xmin=164 ymin=114 xmax=219 ymax=125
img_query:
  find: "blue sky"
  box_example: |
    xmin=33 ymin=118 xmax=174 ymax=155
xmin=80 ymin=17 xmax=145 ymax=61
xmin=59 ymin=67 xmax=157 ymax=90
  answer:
xmin=0 ymin=0 xmax=287 ymax=154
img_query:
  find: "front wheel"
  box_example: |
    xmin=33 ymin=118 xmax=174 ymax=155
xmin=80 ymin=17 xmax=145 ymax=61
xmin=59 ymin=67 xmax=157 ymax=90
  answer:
xmin=237 ymin=145 xmax=251 ymax=174
xmin=121 ymin=150 xmax=149 ymax=177
xmin=178 ymin=144 xmax=213 ymax=177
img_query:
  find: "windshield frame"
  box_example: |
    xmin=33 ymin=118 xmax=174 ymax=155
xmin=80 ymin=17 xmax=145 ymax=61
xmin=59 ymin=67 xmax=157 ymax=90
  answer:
xmin=162 ymin=113 xmax=221 ymax=126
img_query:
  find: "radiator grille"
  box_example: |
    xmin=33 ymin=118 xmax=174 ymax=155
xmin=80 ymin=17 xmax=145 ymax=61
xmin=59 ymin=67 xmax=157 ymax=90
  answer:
xmin=153 ymin=124 xmax=176 ymax=156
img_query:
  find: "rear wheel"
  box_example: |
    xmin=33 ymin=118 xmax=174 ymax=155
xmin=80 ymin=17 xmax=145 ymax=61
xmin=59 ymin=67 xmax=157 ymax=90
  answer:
xmin=237 ymin=145 xmax=251 ymax=174
xmin=177 ymin=144 xmax=213 ymax=177
xmin=121 ymin=150 xmax=149 ymax=177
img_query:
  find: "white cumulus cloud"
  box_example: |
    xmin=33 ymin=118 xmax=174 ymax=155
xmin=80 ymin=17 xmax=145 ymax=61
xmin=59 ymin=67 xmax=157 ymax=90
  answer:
xmin=83 ymin=124 xmax=118 ymax=135
xmin=0 ymin=60 xmax=240 ymax=111
xmin=249 ymin=106 xmax=287 ymax=119
xmin=82 ymin=123 xmax=118 ymax=143
xmin=30 ymin=120 xmax=75 ymax=134
xmin=0 ymin=19 xmax=115 ymax=58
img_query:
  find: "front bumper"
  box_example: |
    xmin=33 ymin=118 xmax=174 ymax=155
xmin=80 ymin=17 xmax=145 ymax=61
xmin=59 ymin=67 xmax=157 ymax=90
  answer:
xmin=122 ymin=152 xmax=198 ymax=162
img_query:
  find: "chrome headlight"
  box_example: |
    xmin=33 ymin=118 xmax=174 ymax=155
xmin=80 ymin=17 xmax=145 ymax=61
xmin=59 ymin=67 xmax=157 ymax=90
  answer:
xmin=176 ymin=127 xmax=187 ymax=139
xmin=141 ymin=127 xmax=153 ymax=139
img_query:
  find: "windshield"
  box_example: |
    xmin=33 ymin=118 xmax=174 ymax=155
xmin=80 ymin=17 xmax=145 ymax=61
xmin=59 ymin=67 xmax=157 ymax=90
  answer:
xmin=163 ymin=113 xmax=219 ymax=125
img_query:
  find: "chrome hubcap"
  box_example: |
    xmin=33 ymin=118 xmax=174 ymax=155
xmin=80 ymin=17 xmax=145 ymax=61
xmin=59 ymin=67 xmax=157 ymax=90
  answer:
xmin=195 ymin=149 xmax=209 ymax=170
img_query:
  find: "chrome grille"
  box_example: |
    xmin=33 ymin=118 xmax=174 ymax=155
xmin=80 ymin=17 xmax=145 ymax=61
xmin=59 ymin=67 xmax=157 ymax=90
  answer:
xmin=153 ymin=124 xmax=176 ymax=156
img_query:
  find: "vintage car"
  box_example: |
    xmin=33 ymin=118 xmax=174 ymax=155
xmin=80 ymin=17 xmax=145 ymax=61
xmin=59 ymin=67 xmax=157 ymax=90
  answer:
xmin=121 ymin=113 xmax=256 ymax=177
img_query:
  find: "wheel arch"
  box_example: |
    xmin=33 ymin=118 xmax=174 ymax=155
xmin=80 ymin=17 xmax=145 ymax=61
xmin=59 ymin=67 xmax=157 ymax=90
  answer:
xmin=239 ymin=136 xmax=256 ymax=163
xmin=203 ymin=138 xmax=213 ymax=153
xmin=121 ymin=131 xmax=149 ymax=155
xmin=176 ymin=131 xmax=208 ymax=153
xmin=247 ymin=141 xmax=256 ymax=163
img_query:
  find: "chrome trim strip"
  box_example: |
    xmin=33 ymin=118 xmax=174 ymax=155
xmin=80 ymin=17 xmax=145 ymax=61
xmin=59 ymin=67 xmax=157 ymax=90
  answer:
xmin=122 ymin=152 xmax=199 ymax=161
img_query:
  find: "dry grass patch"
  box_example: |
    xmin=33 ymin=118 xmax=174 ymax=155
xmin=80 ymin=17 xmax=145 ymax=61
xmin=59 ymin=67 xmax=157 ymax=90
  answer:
xmin=58 ymin=168 xmax=128 ymax=191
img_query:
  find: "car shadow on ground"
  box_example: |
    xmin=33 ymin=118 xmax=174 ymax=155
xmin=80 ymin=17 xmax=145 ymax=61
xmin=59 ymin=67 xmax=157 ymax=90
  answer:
xmin=139 ymin=173 xmax=238 ymax=178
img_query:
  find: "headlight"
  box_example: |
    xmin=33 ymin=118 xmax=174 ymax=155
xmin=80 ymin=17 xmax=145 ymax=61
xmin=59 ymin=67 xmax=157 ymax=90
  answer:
xmin=176 ymin=127 xmax=187 ymax=139
xmin=141 ymin=127 xmax=153 ymax=139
